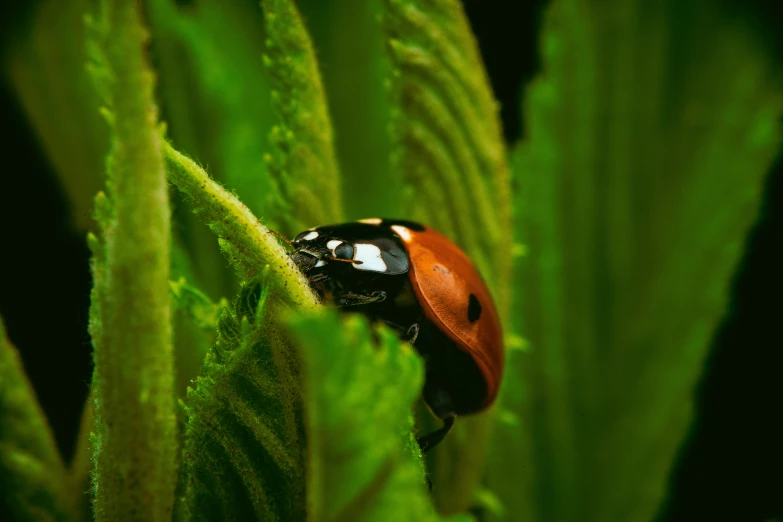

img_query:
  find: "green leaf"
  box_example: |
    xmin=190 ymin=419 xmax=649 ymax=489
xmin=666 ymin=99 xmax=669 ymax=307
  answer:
xmin=182 ymin=274 xmax=306 ymax=521
xmin=261 ymin=0 xmax=345 ymax=233
xmin=163 ymin=142 xmax=319 ymax=310
xmin=85 ymin=1 xmax=178 ymax=519
xmin=0 ymin=317 xmax=76 ymax=522
xmin=5 ymin=0 xmax=108 ymax=231
xmin=381 ymin=0 xmax=512 ymax=513
xmin=288 ymin=309 xmax=438 ymax=522
xmin=489 ymin=1 xmax=783 ymax=521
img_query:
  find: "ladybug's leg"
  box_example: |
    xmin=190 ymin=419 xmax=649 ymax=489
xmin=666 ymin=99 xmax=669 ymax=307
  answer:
xmin=375 ymin=319 xmax=407 ymax=336
xmin=417 ymin=414 xmax=455 ymax=453
xmin=336 ymin=290 xmax=387 ymax=307
xmin=308 ymin=273 xmax=329 ymax=284
xmin=417 ymin=387 xmax=457 ymax=453
xmin=373 ymin=321 xmax=419 ymax=344
xmin=405 ymin=323 xmax=420 ymax=344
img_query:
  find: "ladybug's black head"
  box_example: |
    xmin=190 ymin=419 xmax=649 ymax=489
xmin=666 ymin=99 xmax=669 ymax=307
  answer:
xmin=290 ymin=228 xmax=357 ymax=274
xmin=289 ymin=223 xmax=410 ymax=277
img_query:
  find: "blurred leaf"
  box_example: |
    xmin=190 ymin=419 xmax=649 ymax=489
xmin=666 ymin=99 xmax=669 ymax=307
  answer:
xmin=85 ymin=1 xmax=178 ymax=519
xmin=0 ymin=317 xmax=77 ymax=522
xmin=381 ymin=0 xmax=512 ymax=513
xmin=298 ymin=0 xmax=397 ymax=219
xmin=5 ymin=0 xmax=108 ymax=230
xmin=182 ymin=274 xmax=306 ymax=521
xmin=489 ymin=1 xmax=783 ymax=521
xmin=261 ymin=0 xmax=344 ymax=234
xmin=289 ymin=309 xmax=444 ymax=522
xmin=164 ymin=142 xmax=319 ymax=310
xmin=147 ymin=0 xmax=277 ymax=299
xmin=148 ymin=0 xmax=275 ymax=223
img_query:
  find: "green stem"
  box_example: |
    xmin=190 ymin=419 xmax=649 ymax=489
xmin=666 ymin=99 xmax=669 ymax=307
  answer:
xmin=164 ymin=142 xmax=320 ymax=309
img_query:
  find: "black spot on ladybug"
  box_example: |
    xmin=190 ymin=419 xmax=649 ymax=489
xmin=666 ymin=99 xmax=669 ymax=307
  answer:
xmin=468 ymin=294 xmax=482 ymax=322
xmin=379 ymin=219 xmax=426 ymax=231
xmin=432 ymin=264 xmax=449 ymax=275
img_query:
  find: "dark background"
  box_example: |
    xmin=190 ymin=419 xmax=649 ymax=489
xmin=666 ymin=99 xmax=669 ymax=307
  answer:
xmin=1 ymin=1 xmax=781 ymax=520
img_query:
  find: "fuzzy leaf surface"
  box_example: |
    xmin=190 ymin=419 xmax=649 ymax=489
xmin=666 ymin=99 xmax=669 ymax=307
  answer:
xmin=86 ymin=1 xmax=178 ymax=519
xmin=290 ymin=310 xmax=438 ymax=522
xmin=182 ymin=276 xmax=305 ymax=522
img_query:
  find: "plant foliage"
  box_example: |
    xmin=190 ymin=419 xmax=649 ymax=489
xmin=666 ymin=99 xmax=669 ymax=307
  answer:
xmin=84 ymin=1 xmax=178 ymax=520
xmin=0 ymin=319 xmax=76 ymax=522
xmin=292 ymin=311 xmax=433 ymax=522
xmin=261 ymin=0 xmax=345 ymax=234
xmin=5 ymin=0 xmax=107 ymax=231
xmin=488 ymin=1 xmax=783 ymax=521
xmin=181 ymin=274 xmax=306 ymax=521
xmin=0 ymin=0 xmax=780 ymax=521
xmin=163 ymin=142 xmax=319 ymax=309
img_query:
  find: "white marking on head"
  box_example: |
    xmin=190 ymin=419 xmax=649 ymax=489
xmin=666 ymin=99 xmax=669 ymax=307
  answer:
xmin=352 ymin=243 xmax=387 ymax=272
xmin=326 ymin=240 xmax=343 ymax=253
xmin=302 ymin=230 xmax=319 ymax=241
xmin=358 ymin=218 xmax=382 ymax=225
xmin=314 ymin=259 xmax=326 ymax=268
xmin=391 ymin=225 xmax=412 ymax=242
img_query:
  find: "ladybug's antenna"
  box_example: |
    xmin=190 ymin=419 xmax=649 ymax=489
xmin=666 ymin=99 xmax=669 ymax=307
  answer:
xmin=268 ymin=228 xmax=295 ymax=249
xmin=327 ymin=256 xmax=364 ymax=265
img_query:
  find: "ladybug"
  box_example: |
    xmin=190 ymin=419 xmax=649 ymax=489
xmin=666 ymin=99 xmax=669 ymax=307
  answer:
xmin=289 ymin=218 xmax=503 ymax=452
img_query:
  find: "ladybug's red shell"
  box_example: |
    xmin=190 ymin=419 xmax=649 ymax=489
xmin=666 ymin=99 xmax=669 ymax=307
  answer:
xmin=393 ymin=224 xmax=504 ymax=412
